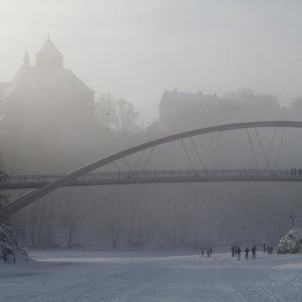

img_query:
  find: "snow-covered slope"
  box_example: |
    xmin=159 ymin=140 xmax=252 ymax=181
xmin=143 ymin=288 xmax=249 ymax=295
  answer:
xmin=0 ymin=248 xmax=301 ymax=301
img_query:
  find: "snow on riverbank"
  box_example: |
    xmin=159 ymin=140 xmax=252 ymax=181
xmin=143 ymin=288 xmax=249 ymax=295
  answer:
xmin=0 ymin=248 xmax=302 ymax=301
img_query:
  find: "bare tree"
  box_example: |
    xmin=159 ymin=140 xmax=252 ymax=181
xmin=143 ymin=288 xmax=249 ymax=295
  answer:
xmin=225 ymin=88 xmax=278 ymax=106
xmin=96 ymin=94 xmax=139 ymax=132
xmin=95 ymin=94 xmax=116 ymax=129
xmin=115 ymin=98 xmax=139 ymax=132
xmin=224 ymin=88 xmax=256 ymax=102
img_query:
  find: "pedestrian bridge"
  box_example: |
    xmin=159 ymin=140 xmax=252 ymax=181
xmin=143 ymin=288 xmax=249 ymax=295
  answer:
xmin=1 ymin=169 xmax=302 ymax=190
xmin=1 ymin=120 xmax=302 ymax=219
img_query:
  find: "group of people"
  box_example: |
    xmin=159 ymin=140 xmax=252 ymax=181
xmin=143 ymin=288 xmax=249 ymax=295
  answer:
xmin=231 ymin=244 xmax=257 ymax=260
xmin=290 ymin=168 xmax=302 ymax=176
xmin=200 ymin=247 xmax=213 ymax=257
xmin=199 ymin=243 xmax=274 ymax=260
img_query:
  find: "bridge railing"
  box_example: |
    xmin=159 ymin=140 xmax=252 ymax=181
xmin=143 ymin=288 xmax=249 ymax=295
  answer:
xmin=0 ymin=168 xmax=300 ymax=188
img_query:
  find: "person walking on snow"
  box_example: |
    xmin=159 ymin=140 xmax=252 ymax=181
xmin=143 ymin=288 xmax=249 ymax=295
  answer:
xmin=251 ymin=245 xmax=257 ymax=259
xmin=244 ymin=247 xmax=250 ymax=259
xmin=237 ymin=246 xmax=241 ymax=261
xmin=231 ymin=244 xmax=235 ymax=257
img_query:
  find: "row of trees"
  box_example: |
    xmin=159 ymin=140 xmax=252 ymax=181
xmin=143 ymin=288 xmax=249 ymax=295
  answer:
xmin=10 ymin=182 xmax=296 ymax=249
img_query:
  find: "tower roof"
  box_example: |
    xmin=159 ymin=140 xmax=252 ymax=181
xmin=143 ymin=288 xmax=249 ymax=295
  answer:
xmin=36 ymin=37 xmax=63 ymax=58
xmin=1 ymin=37 xmax=94 ymax=99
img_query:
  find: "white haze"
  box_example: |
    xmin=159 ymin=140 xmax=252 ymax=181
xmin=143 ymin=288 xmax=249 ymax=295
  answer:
xmin=1 ymin=0 xmax=302 ymax=124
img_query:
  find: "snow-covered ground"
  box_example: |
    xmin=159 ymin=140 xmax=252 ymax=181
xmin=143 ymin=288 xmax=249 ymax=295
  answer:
xmin=0 ymin=248 xmax=302 ymax=301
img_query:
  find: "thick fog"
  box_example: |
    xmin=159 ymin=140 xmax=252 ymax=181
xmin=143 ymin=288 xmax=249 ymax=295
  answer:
xmin=1 ymin=0 xmax=302 ymax=123
xmin=1 ymin=1 xmax=302 ymax=250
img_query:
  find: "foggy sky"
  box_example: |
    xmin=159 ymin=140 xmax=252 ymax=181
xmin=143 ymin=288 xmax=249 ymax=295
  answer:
xmin=1 ymin=0 xmax=302 ymax=124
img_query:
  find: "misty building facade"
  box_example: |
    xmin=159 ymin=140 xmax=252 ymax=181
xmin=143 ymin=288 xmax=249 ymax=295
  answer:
xmin=158 ymin=89 xmax=290 ymax=132
xmin=0 ymin=38 xmax=103 ymax=173
xmin=0 ymin=38 xmax=95 ymax=134
xmin=159 ymin=89 xmax=227 ymax=131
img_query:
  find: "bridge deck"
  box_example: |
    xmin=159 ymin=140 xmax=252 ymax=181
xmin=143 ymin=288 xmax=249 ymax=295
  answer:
xmin=1 ymin=169 xmax=301 ymax=190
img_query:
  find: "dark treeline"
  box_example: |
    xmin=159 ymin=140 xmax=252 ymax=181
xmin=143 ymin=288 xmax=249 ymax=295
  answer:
xmin=2 ymin=89 xmax=302 ymax=249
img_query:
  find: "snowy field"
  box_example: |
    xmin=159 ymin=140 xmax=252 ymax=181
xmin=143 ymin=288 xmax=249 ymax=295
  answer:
xmin=1 ymin=248 xmax=302 ymax=302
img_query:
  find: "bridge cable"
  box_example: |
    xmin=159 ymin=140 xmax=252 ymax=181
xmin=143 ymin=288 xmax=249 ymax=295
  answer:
xmin=181 ymin=138 xmax=195 ymax=171
xmin=263 ymin=127 xmax=278 ymax=169
xmin=122 ymin=157 xmax=133 ymax=171
xmin=275 ymin=127 xmax=285 ymax=168
xmin=209 ymin=131 xmax=222 ymax=171
xmin=190 ymin=137 xmax=205 ymax=171
xmin=3 ymin=121 xmax=302 ymax=219
xmin=112 ymin=162 xmax=122 ymax=172
xmin=201 ymin=132 xmax=214 ymax=171
xmin=254 ymin=128 xmax=271 ymax=170
xmin=246 ymin=128 xmax=258 ymax=169
xmin=142 ymin=146 xmax=155 ymax=171
xmin=134 ymin=149 xmax=145 ymax=171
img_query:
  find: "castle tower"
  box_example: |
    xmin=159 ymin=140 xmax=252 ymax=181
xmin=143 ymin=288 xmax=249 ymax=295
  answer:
xmin=35 ymin=37 xmax=64 ymax=69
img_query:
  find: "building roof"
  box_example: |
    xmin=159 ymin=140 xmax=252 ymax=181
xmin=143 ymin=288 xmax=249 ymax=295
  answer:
xmin=23 ymin=51 xmax=30 ymax=64
xmin=36 ymin=37 xmax=64 ymax=58
xmin=1 ymin=65 xmax=94 ymax=99
xmin=160 ymin=90 xmax=224 ymax=105
xmin=0 ymin=82 xmax=10 ymax=98
xmin=1 ymin=38 xmax=94 ymax=99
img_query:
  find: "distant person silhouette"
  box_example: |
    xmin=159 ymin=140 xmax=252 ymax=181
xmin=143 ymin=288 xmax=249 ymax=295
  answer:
xmin=237 ymin=246 xmax=241 ymax=261
xmin=251 ymin=245 xmax=257 ymax=259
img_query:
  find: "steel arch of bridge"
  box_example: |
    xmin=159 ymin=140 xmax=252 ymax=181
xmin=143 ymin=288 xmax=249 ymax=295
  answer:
xmin=1 ymin=120 xmax=302 ymax=219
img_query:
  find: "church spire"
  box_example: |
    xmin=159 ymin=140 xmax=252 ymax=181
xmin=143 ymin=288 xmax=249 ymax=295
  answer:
xmin=23 ymin=51 xmax=30 ymax=67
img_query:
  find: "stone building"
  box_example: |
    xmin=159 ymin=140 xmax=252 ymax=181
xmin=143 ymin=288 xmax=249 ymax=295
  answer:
xmin=0 ymin=38 xmax=101 ymax=173
xmin=158 ymin=89 xmax=227 ymax=131
xmin=0 ymin=38 xmax=95 ymax=134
